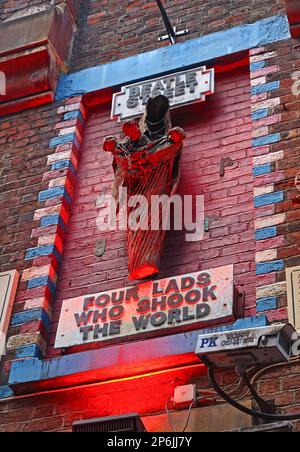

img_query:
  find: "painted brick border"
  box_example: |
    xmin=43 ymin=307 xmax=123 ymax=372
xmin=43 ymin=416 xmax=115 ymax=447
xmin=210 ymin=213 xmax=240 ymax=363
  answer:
xmin=250 ymin=47 xmax=286 ymax=316
xmin=6 ymin=97 xmax=87 ymax=362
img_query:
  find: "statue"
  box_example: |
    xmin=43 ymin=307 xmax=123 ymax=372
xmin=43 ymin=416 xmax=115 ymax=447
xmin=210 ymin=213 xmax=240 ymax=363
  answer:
xmin=103 ymin=95 xmax=186 ymax=280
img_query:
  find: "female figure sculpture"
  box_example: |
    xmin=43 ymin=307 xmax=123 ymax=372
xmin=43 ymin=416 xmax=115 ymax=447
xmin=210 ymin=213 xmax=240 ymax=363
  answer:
xmin=103 ymin=95 xmax=186 ymax=280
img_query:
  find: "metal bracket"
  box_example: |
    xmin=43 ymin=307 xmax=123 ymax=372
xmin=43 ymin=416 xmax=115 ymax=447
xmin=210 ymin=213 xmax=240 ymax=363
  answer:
xmin=156 ymin=0 xmax=189 ymax=45
xmin=158 ymin=27 xmax=189 ymax=43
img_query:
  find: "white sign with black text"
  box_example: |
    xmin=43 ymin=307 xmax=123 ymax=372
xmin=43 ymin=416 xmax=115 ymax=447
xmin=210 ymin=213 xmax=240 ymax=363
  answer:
xmin=55 ymin=265 xmax=235 ymax=349
xmin=111 ymin=66 xmax=215 ymax=122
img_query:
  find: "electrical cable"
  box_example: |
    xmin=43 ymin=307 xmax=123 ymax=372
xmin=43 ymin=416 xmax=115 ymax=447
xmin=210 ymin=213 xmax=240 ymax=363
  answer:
xmin=165 ymin=399 xmax=196 ymax=433
xmin=165 ymin=398 xmax=177 ymax=433
xmin=199 ymin=359 xmax=300 ymax=406
xmin=251 ymin=357 xmax=300 ymax=386
xmin=197 ymin=366 xmax=258 ymax=404
xmin=206 ymin=361 xmax=300 ymax=422
xmin=182 ymin=401 xmax=195 ymax=433
xmin=238 ymin=369 xmax=274 ymax=413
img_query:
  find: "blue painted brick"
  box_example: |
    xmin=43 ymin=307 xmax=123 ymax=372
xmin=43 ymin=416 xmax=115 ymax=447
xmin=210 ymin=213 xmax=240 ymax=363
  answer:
xmin=64 ymin=110 xmax=85 ymax=125
xmin=25 ymin=245 xmax=54 ymax=260
xmin=0 ymin=386 xmax=14 ymax=400
xmin=41 ymin=309 xmax=52 ymax=332
xmin=38 ymin=186 xmax=65 ymax=202
xmin=253 ymin=133 xmax=281 ymax=147
xmin=252 ymin=108 xmax=269 ymax=121
xmin=25 ymin=245 xmax=61 ymax=262
xmin=28 ymin=277 xmax=57 ymax=298
xmin=51 ymin=160 xmax=70 ymax=171
xmin=10 ymin=308 xmax=51 ymax=332
xmin=41 ymin=214 xmax=60 ymax=228
xmin=45 ymin=278 xmax=57 ymax=298
xmin=51 ymin=160 xmax=76 ymax=175
xmin=49 ymin=133 xmax=75 ymax=148
xmin=250 ymin=61 xmax=266 ymax=71
xmin=40 ymin=216 xmax=67 ymax=233
xmin=251 ymin=81 xmax=280 ymax=95
xmin=38 ymin=186 xmax=72 ymax=205
xmin=15 ymin=345 xmax=43 ymax=360
xmin=256 ymin=260 xmax=285 ymax=275
xmin=63 ymin=188 xmax=72 ymax=205
xmin=253 ymin=164 xmax=272 ymax=177
xmin=257 ymin=297 xmax=278 ymax=312
xmin=28 ymin=276 xmax=49 ymax=289
xmin=255 ymin=227 xmax=277 ymax=241
xmin=254 ymin=191 xmax=284 ymax=207
xmin=10 ymin=309 xmax=44 ymax=326
xmin=201 ymin=315 xmax=268 ymax=334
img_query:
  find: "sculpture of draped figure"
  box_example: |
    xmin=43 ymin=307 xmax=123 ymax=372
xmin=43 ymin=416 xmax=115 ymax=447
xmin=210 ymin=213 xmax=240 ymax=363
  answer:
xmin=103 ymin=95 xmax=186 ymax=280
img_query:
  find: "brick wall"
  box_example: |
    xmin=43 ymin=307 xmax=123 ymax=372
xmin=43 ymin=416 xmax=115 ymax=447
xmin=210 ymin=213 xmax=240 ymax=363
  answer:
xmin=0 ymin=96 xmax=86 ymax=374
xmin=249 ymin=39 xmax=300 ymax=323
xmin=0 ymin=0 xmax=51 ymax=20
xmin=2 ymin=0 xmax=300 ymax=434
xmin=0 ymin=104 xmax=62 ymax=274
xmin=47 ymin=65 xmax=257 ymax=357
xmin=0 ymin=0 xmax=81 ymax=21
xmin=0 ymin=102 xmax=66 ymax=388
xmin=255 ymin=361 xmax=300 ymax=430
xmin=70 ymin=0 xmax=287 ymax=71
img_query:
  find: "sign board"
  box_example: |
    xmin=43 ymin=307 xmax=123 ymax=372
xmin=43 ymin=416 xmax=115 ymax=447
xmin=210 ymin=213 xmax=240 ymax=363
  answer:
xmin=0 ymin=270 xmax=19 ymax=359
xmin=287 ymin=266 xmax=300 ymax=331
xmin=111 ymin=66 xmax=215 ymax=122
xmin=195 ymin=324 xmax=295 ymax=368
xmin=55 ymin=265 xmax=235 ymax=349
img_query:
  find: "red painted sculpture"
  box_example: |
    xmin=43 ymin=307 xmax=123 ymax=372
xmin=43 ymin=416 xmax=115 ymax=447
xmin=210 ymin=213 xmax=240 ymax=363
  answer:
xmin=103 ymin=95 xmax=186 ymax=280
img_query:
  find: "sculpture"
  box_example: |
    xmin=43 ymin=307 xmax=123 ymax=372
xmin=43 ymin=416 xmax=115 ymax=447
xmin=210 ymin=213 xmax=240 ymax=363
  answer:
xmin=103 ymin=95 xmax=186 ymax=280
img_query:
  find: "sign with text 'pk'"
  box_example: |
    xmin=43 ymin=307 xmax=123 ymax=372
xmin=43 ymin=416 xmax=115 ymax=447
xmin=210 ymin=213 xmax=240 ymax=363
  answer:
xmin=55 ymin=265 xmax=235 ymax=349
xmin=111 ymin=66 xmax=215 ymax=122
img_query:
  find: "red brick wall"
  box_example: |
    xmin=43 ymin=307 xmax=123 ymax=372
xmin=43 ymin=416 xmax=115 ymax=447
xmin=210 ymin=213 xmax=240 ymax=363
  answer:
xmin=0 ymin=102 xmax=65 ymax=386
xmin=0 ymin=104 xmax=62 ymax=277
xmin=0 ymin=0 xmax=80 ymax=21
xmin=0 ymin=0 xmax=53 ymax=20
xmin=0 ymin=365 xmax=208 ymax=432
xmin=70 ymin=0 xmax=286 ymax=71
xmin=48 ymin=64 xmax=256 ymax=357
